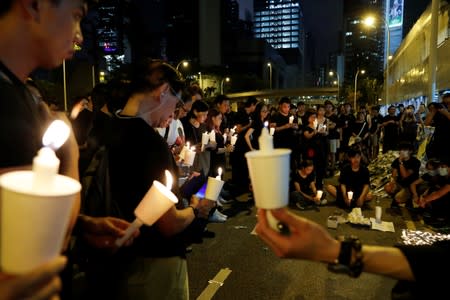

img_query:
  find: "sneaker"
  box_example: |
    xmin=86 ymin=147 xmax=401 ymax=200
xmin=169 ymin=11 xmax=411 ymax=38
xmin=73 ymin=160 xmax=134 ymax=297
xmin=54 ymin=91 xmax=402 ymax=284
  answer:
xmin=208 ymin=210 xmax=227 ymax=223
xmin=295 ymin=202 xmax=306 ymax=210
xmin=320 ymin=199 xmax=328 ymax=205
xmin=217 ymin=196 xmax=234 ymax=205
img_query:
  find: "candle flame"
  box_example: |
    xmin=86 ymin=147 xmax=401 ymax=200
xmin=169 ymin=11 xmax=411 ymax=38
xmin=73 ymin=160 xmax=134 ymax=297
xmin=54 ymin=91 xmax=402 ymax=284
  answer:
xmin=186 ymin=142 xmax=190 ymax=148
xmin=165 ymin=170 xmax=173 ymax=190
xmin=264 ymin=121 xmax=268 ymax=128
xmin=42 ymin=120 xmax=70 ymax=150
xmin=218 ymin=167 xmax=222 ymax=177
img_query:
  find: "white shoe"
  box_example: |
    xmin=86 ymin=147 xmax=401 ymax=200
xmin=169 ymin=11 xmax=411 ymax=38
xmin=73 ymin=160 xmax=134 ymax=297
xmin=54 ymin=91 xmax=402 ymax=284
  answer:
xmin=209 ymin=210 xmax=227 ymax=223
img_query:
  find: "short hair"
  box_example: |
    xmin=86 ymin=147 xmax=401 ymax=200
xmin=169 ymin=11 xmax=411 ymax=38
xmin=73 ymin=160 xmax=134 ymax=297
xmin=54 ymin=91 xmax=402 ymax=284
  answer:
xmin=190 ymin=100 xmax=209 ymax=114
xmin=347 ymin=147 xmax=361 ymax=158
xmin=298 ymin=160 xmax=314 ymax=169
xmin=324 ymin=100 xmax=334 ymax=107
xmin=442 ymin=92 xmax=450 ymax=100
xmin=214 ymin=94 xmax=230 ymax=106
xmin=305 ymin=109 xmax=317 ymax=120
xmin=371 ymin=105 xmax=380 ymax=112
xmin=426 ymin=158 xmax=441 ymax=169
xmin=279 ymin=97 xmax=291 ymax=106
xmin=297 ymin=101 xmax=305 ymax=106
xmin=244 ymin=96 xmax=258 ymax=108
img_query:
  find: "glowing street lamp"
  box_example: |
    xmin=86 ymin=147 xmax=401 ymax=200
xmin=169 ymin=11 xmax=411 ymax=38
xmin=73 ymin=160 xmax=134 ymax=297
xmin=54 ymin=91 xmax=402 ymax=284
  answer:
xmin=329 ymin=71 xmax=340 ymax=100
xmin=354 ymin=69 xmax=366 ymax=110
xmin=176 ymin=60 xmax=189 ymax=71
xmin=221 ymin=77 xmax=230 ymax=94
xmin=362 ymin=15 xmax=390 ymax=106
xmin=267 ymin=62 xmax=273 ymax=90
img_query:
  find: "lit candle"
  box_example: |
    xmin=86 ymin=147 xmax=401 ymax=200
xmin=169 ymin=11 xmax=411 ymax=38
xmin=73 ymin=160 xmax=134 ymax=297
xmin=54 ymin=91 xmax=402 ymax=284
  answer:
xmin=313 ymin=119 xmax=318 ymax=130
xmin=209 ymin=130 xmax=216 ymax=142
xmin=216 ymin=167 xmax=223 ymax=180
xmin=32 ymin=120 xmax=70 ymax=192
xmin=202 ymin=132 xmax=209 ymax=145
xmin=316 ymin=190 xmax=323 ymax=199
xmin=258 ymin=125 xmax=273 ymax=152
xmin=269 ymin=127 xmax=275 ymax=136
xmin=230 ymin=126 xmax=236 ymax=136
xmin=223 ymin=133 xmax=227 ymax=142
xmin=289 ymin=115 xmax=294 ymax=124
xmin=230 ymin=135 xmax=237 ymax=146
xmin=116 ymin=170 xmax=178 ymax=247
xmin=347 ymin=191 xmax=353 ymax=201
xmin=184 ymin=146 xmax=196 ymax=166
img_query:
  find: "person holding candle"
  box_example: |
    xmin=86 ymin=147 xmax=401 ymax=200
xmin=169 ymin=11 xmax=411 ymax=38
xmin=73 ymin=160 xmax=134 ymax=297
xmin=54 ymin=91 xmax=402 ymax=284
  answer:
xmin=104 ymin=60 xmax=214 ymax=299
xmin=255 ymin=207 xmax=450 ymax=299
xmin=271 ymin=97 xmax=296 ymax=152
xmin=233 ymin=96 xmax=257 ymax=134
xmin=326 ymin=148 xmax=372 ymax=208
xmin=290 ymin=160 xmax=326 ymax=210
xmin=0 ymin=1 xmax=142 ymax=299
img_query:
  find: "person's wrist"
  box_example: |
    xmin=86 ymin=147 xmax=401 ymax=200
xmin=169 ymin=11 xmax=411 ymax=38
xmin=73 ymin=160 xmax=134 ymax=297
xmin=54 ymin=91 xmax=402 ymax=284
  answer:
xmin=188 ymin=205 xmax=199 ymax=217
xmin=320 ymin=239 xmax=340 ymax=264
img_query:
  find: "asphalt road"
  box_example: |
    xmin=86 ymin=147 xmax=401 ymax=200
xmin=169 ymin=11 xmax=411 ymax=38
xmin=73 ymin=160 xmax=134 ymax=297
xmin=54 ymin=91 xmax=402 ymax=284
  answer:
xmin=186 ymin=177 xmax=427 ymax=300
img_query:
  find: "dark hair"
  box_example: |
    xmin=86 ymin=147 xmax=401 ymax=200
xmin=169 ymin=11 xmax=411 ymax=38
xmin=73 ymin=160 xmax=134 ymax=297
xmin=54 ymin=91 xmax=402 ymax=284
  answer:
xmin=426 ymin=158 xmax=441 ymax=169
xmin=305 ymin=109 xmax=317 ymax=121
xmin=130 ymin=59 xmax=185 ymax=94
xmin=347 ymin=147 xmax=361 ymax=158
xmin=388 ymin=105 xmax=396 ymax=110
xmin=188 ymin=100 xmax=209 ymax=119
xmin=206 ymin=108 xmax=222 ymax=131
xmin=183 ymin=84 xmax=203 ymax=103
xmin=253 ymin=101 xmax=267 ymax=126
xmin=371 ymin=105 xmax=380 ymax=112
xmin=298 ymin=160 xmax=314 ymax=169
xmin=244 ymin=96 xmax=258 ymax=108
xmin=91 ymin=82 xmax=109 ymax=113
xmin=297 ymin=101 xmax=305 ymax=106
xmin=214 ymin=94 xmax=230 ymax=106
xmin=324 ymin=100 xmax=334 ymax=107
xmin=279 ymin=97 xmax=291 ymax=106
xmin=398 ymin=142 xmax=414 ymax=151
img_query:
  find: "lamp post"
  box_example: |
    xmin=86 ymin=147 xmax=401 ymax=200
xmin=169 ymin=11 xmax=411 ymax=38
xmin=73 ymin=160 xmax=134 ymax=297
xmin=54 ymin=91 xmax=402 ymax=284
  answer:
xmin=354 ymin=69 xmax=365 ymax=110
xmin=198 ymin=72 xmax=202 ymax=89
xmin=329 ymin=71 xmax=340 ymax=101
xmin=363 ymin=16 xmax=390 ymax=106
xmin=176 ymin=60 xmax=189 ymax=71
xmin=221 ymin=77 xmax=230 ymax=94
xmin=267 ymin=62 xmax=272 ymax=90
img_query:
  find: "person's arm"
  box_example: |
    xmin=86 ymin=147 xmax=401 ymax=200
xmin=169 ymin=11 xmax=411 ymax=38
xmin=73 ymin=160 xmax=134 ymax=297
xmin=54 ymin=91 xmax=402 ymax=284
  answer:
xmin=294 ymin=181 xmax=315 ymax=201
xmin=358 ymin=184 xmax=370 ymax=205
xmin=245 ymin=128 xmax=255 ymax=151
xmin=275 ymin=123 xmax=293 ymax=132
xmin=424 ymin=110 xmax=435 ymax=126
xmin=340 ymin=184 xmax=350 ymax=204
xmin=422 ymin=184 xmax=450 ymax=204
xmin=303 ymin=128 xmax=316 ymax=139
xmin=256 ymin=208 xmax=415 ymax=281
xmin=0 ymin=256 xmax=67 ymax=300
xmin=410 ymin=178 xmax=424 ymax=203
xmin=398 ymin=160 xmax=414 ymax=179
xmin=155 ymin=195 xmax=214 ymax=237
xmin=438 ymin=107 xmax=450 ymax=121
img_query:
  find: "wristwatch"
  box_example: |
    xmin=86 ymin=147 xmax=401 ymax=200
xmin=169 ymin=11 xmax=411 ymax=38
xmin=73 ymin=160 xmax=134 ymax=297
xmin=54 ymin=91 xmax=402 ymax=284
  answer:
xmin=328 ymin=235 xmax=364 ymax=277
xmin=188 ymin=205 xmax=199 ymax=217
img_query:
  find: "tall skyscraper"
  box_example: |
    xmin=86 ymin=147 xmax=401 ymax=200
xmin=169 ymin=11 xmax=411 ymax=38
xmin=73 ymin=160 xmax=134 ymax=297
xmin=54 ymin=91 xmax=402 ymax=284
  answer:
xmin=253 ymin=0 xmax=305 ymax=66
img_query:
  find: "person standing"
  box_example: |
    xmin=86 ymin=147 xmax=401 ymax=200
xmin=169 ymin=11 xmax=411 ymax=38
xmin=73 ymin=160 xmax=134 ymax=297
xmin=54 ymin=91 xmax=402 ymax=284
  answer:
xmin=381 ymin=105 xmax=400 ymax=153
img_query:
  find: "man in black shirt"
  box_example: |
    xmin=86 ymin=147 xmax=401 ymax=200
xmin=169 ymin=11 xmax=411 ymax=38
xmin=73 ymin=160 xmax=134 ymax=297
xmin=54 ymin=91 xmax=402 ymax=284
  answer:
xmin=234 ymin=96 xmax=257 ymax=134
xmin=368 ymin=106 xmax=382 ymax=160
xmin=271 ymin=97 xmax=296 ymax=150
xmin=381 ymin=105 xmax=400 ymax=153
xmin=385 ymin=142 xmax=421 ymax=207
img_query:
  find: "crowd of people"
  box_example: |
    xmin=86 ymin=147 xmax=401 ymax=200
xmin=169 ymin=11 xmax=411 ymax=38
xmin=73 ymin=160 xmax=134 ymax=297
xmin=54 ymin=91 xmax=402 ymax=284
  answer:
xmin=1 ymin=0 xmax=450 ymax=299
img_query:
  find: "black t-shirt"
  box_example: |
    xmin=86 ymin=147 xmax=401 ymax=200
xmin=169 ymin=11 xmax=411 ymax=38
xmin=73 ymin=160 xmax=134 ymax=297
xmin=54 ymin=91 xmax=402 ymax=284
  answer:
xmin=391 ymin=157 xmax=421 ymax=187
xmin=234 ymin=109 xmax=252 ymax=128
xmin=351 ymin=121 xmax=369 ymax=138
xmin=326 ymin=113 xmax=340 ymax=139
xmin=291 ymin=170 xmax=315 ymax=195
xmin=369 ymin=114 xmax=382 ymax=134
xmin=339 ymin=113 xmax=356 ymax=139
xmin=0 ymin=62 xmax=43 ymax=168
xmin=383 ymin=115 xmax=399 ymax=139
xmin=338 ymin=164 xmax=370 ymax=196
xmin=249 ymin=121 xmax=264 ymax=150
xmin=109 ymin=117 xmax=184 ymax=258
xmin=272 ymin=112 xmax=294 ymax=149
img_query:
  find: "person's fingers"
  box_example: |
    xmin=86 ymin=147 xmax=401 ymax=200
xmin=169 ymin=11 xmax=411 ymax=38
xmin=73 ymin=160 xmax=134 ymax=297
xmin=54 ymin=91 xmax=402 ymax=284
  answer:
xmin=12 ymin=256 xmax=66 ymax=298
xmin=256 ymin=209 xmax=294 ymax=256
xmin=83 ymin=233 xmax=116 ymax=249
xmin=107 ymin=217 xmax=132 ymax=231
xmin=28 ymin=276 xmax=62 ymax=300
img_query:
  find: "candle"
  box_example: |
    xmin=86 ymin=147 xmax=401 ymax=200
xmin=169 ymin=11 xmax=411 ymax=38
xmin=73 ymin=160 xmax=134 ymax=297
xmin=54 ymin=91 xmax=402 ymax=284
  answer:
xmin=347 ymin=191 xmax=353 ymax=201
xmin=184 ymin=146 xmax=196 ymax=166
xmin=116 ymin=170 xmax=178 ymax=247
xmin=230 ymin=126 xmax=236 ymax=136
xmin=209 ymin=130 xmax=216 ymax=142
xmin=201 ymin=132 xmax=209 ymax=145
xmin=230 ymin=135 xmax=237 ymax=146
xmin=216 ymin=167 xmax=223 ymax=180
xmin=289 ymin=115 xmax=294 ymax=124
xmin=313 ymin=119 xmax=318 ymax=130
xmin=316 ymin=190 xmax=323 ymax=199
xmin=223 ymin=133 xmax=227 ymax=142
xmin=269 ymin=127 xmax=275 ymax=136
xmin=258 ymin=126 xmax=273 ymax=152
xmin=33 ymin=120 xmax=70 ymax=192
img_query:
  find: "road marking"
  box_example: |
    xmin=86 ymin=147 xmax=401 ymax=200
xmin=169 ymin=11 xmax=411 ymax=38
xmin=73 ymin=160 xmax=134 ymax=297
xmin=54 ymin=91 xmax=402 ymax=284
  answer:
xmin=197 ymin=268 xmax=232 ymax=300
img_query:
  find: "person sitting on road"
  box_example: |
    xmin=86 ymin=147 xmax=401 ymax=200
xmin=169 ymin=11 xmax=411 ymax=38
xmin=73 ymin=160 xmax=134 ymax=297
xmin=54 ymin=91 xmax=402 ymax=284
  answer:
xmin=290 ymin=160 xmax=326 ymax=210
xmin=326 ymin=147 xmax=372 ymax=208
xmin=384 ymin=142 xmax=421 ymax=208
xmin=410 ymin=158 xmax=442 ymax=207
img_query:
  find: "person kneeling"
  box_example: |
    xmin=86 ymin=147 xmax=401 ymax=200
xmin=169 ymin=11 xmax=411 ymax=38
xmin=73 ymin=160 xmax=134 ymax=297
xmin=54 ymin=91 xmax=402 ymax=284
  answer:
xmin=326 ymin=148 xmax=372 ymax=208
xmin=290 ymin=160 xmax=326 ymax=210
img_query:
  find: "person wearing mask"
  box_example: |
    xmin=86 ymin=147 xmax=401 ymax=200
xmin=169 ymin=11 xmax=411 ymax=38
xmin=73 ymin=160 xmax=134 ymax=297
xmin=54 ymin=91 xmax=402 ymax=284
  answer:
xmin=385 ymin=142 xmax=421 ymax=208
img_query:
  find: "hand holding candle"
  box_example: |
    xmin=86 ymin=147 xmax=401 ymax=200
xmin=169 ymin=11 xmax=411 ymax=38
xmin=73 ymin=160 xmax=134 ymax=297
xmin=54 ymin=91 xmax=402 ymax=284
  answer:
xmin=116 ymin=170 xmax=178 ymax=247
xmin=230 ymin=135 xmax=237 ymax=146
xmin=205 ymin=167 xmax=225 ymax=201
xmin=289 ymin=115 xmax=294 ymax=124
xmin=209 ymin=130 xmax=216 ymax=142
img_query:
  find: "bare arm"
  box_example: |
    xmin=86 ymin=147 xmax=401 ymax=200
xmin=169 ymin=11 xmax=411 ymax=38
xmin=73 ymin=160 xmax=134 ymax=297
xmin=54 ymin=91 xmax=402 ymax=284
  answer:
xmin=245 ymin=128 xmax=255 ymax=151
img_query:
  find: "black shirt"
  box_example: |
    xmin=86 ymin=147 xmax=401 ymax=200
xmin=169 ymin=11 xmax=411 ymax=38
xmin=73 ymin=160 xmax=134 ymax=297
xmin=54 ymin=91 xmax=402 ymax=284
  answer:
xmin=326 ymin=114 xmax=340 ymax=139
xmin=272 ymin=112 xmax=294 ymax=149
xmin=338 ymin=164 xmax=370 ymax=196
xmin=391 ymin=157 xmax=421 ymax=187
xmin=109 ymin=117 xmax=184 ymax=258
xmin=291 ymin=170 xmax=315 ymax=195
xmin=0 ymin=62 xmax=43 ymax=168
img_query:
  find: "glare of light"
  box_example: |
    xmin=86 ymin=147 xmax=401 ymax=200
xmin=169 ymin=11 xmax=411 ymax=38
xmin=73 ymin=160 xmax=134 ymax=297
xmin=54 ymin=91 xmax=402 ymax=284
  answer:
xmin=363 ymin=16 xmax=376 ymax=27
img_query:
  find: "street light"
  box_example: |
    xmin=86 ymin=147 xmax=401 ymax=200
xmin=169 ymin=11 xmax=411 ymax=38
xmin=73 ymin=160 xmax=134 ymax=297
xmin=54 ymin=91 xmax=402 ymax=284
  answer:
xmin=329 ymin=71 xmax=340 ymax=101
xmin=362 ymin=15 xmax=390 ymax=106
xmin=354 ymin=69 xmax=365 ymax=110
xmin=267 ymin=62 xmax=272 ymax=90
xmin=221 ymin=77 xmax=230 ymax=94
xmin=176 ymin=60 xmax=189 ymax=71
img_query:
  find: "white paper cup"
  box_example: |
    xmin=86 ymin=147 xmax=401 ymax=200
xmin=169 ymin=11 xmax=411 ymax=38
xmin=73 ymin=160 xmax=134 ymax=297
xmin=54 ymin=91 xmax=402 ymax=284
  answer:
xmin=230 ymin=135 xmax=237 ymax=145
xmin=316 ymin=190 xmax=323 ymax=199
xmin=0 ymin=171 xmax=80 ymax=274
xmin=375 ymin=206 xmax=382 ymax=223
xmin=134 ymin=181 xmax=178 ymax=225
xmin=347 ymin=191 xmax=353 ymax=201
xmin=184 ymin=150 xmax=196 ymax=166
xmin=245 ymin=149 xmax=291 ymax=209
xmin=269 ymin=127 xmax=275 ymax=136
xmin=201 ymin=133 xmax=209 ymax=145
xmin=204 ymin=177 xmax=225 ymax=201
